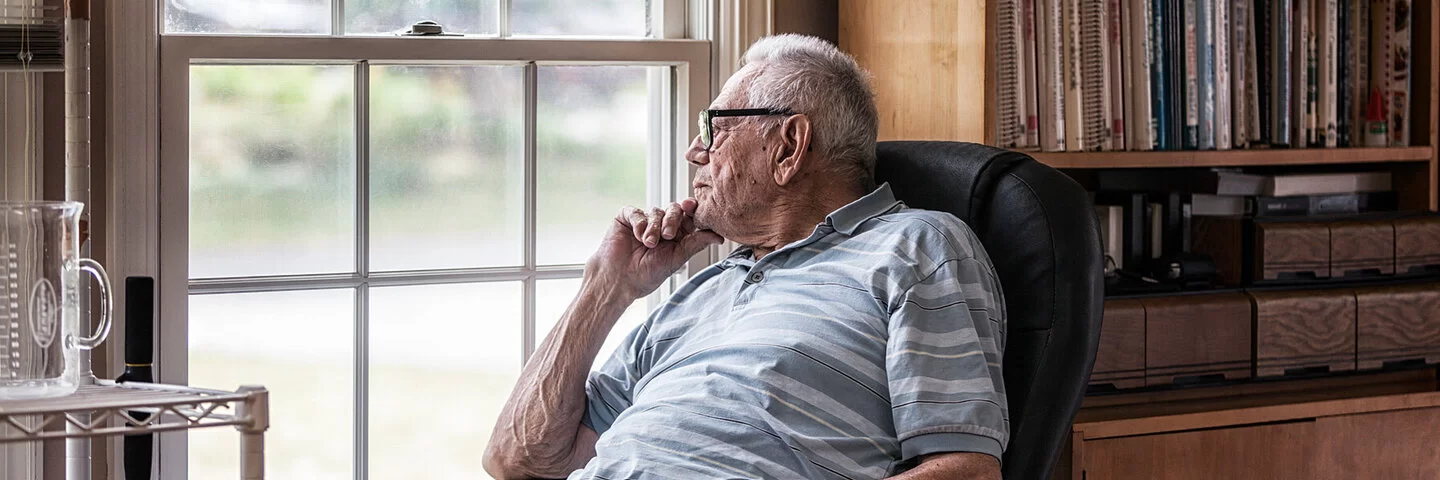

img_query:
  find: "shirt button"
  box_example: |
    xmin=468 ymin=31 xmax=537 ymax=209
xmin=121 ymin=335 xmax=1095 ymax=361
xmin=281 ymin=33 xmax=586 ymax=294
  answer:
xmin=748 ymin=271 xmax=764 ymax=283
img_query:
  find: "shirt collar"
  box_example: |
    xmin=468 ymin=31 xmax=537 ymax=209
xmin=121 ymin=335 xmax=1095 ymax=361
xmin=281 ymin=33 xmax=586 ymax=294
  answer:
xmin=826 ymin=183 xmax=903 ymax=236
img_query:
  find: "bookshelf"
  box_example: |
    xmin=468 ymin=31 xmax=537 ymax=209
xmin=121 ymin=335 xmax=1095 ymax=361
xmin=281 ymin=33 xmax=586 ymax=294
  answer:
xmin=839 ymin=0 xmax=1440 ymax=477
xmin=838 ymin=0 xmax=1439 ymax=211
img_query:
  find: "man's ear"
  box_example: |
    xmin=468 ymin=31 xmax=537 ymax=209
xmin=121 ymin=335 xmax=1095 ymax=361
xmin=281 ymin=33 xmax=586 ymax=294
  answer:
xmin=772 ymin=114 xmax=812 ymax=186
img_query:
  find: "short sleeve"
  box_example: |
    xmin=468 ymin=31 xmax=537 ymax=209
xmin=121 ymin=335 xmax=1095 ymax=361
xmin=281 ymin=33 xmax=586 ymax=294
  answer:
xmin=887 ymin=253 xmax=1009 ymax=464
xmin=581 ymin=321 xmax=648 ymax=435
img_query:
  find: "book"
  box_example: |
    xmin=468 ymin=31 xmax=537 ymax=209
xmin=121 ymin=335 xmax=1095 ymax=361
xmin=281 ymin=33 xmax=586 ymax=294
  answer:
xmin=1257 ymin=0 xmax=1273 ymax=144
xmin=1294 ymin=0 xmax=1310 ymax=145
xmin=1215 ymin=0 xmax=1233 ymax=150
xmin=1039 ymin=0 xmax=1067 ymax=151
xmin=1351 ymin=0 xmax=1370 ymax=145
xmin=1022 ymin=0 xmax=1042 ymax=147
xmin=1184 ymin=0 xmax=1201 ymax=149
xmin=1095 ymin=192 xmax=1152 ymax=270
xmin=1272 ymin=0 xmax=1293 ymax=146
xmin=1264 ymin=171 xmax=1392 ymax=196
xmin=1065 ymin=0 xmax=1086 ymax=151
xmin=1198 ymin=0 xmax=1216 ymax=149
xmin=1232 ymin=0 xmax=1251 ymax=147
xmin=1244 ymin=0 xmax=1263 ymax=145
xmin=1387 ymin=0 xmax=1411 ymax=146
xmin=1109 ymin=0 xmax=1127 ymax=150
xmin=1098 ymin=168 xmax=1269 ymax=195
xmin=1096 ymin=205 xmax=1127 ymax=270
xmin=1083 ymin=0 xmax=1112 ymax=150
xmin=1368 ymin=0 xmax=1390 ymax=146
xmin=1152 ymin=0 xmax=1171 ymax=149
xmin=1249 ymin=191 xmax=1397 ymax=216
xmin=1189 ymin=192 xmax=1397 ymax=216
xmin=996 ymin=0 xmax=1023 ymax=147
xmin=1168 ymin=0 xmax=1186 ymax=149
xmin=1318 ymin=0 xmax=1338 ymax=147
xmin=1338 ymin=0 xmax=1352 ymax=146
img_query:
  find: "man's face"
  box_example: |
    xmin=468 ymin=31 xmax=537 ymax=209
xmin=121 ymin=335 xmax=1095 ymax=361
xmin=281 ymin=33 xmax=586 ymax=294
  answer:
xmin=684 ymin=67 xmax=778 ymax=238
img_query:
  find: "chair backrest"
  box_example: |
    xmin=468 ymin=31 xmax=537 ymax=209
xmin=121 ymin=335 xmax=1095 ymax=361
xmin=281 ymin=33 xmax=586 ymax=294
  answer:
xmin=874 ymin=141 xmax=1104 ymax=480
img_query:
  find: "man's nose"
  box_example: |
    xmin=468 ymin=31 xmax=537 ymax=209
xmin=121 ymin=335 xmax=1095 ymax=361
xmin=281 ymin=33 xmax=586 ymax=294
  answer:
xmin=684 ymin=135 xmax=709 ymax=166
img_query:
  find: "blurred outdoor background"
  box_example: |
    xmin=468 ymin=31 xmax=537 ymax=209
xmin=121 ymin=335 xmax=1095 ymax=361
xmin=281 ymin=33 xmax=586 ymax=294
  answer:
xmin=171 ymin=0 xmax=668 ymax=478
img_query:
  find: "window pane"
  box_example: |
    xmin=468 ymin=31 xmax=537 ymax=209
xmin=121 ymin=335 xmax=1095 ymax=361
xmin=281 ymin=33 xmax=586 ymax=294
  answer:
xmin=189 ymin=289 xmax=354 ymax=480
xmin=189 ymin=65 xmax=356 ymax=278
xmin=512 ymin=0 xmax=648 ymax=37
xmin=165 ymin=0 xmax=330 ymax=34
xmin=369 ymin=282 xmax=521 ymax=479
xmin=346 ymin=0 xmax=498 ymax=35
xmin=537 ymin=66 xmax=655 ymax=265
xmin=369 ymin=66 xmax=525 ymax=271
xmin=535 ymin=278 xmax=648 ymax=369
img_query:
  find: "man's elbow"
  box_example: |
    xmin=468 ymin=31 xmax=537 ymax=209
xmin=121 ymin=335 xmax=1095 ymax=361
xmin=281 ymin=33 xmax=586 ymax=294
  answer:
xmin=483 ymin=445 xmax=527 ymax=480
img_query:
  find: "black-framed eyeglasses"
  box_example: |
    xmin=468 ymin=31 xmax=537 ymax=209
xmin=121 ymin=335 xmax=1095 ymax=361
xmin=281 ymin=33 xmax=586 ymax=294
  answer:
xmin=698 ymin=108 xmax=796 ymax=150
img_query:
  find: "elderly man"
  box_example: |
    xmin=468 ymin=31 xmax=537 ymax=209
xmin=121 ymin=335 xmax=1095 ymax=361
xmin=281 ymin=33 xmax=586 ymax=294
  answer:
xmin=484 ymin=35 xmax=1007 ymax=480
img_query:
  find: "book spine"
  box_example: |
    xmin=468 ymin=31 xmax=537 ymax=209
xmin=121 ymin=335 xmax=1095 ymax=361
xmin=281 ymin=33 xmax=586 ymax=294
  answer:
xmin=1257 ymin=0 xmax=1273 ymax=144
xmin=1022 ymin=0 xmax=1042 ymax=147
xmin=1110 ymin=0 xmax=1127 ymax=150
xmin=1337 ymin=0 xmax=1351 ymax=146
xmin=1137 ymin=0 xmax=1156 ymax=149
xmin=1306 ymin=5 xmax=1318 ymax=147
xmin=1319 ymin=0 xmax=1338 ymax=147
xmin=1199 ymin=0 xmax=1216 ymax=149
xmin=1066 ymin=0 xmax=1086 ymax=151
xmin=1367 ymin=0 xmax=1389 ymax=146
xmin=1185 ymin=0 xmax=1201 ymax=149
xmin=1273 ymin=0 xmax=1292 ymax=146
xmin=1245 ymin=0 xmax=1263 ymax=145
xmin=1153 ymin=0 xmax=1171 ymax=149
xmin=1216 ymin=0 xmax=1233 ymax=150
xmin=1232 ymin=0 xmax=1249 ymax=147
xmin=997 ymin=0 xmax=1021 ymax=147
xmin=1040 ymin=0 xmax=1067 ymax=151
xmin=1169 ymin=0 xmax=1186 ymax=148
xmin=1083 ymin=0 xmax=1111 ymax=151
xmin=1353 ymin=0 xmax=1369 ymax=145
xmin=1301 ymin=0 xmax=1313 ymax=144
xmin=1388 ymin=0 xmax=1410 ymax=146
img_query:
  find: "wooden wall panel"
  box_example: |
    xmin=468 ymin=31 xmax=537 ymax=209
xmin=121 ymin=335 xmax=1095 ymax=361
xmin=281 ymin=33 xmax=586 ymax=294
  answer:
xmin=1081 ymin=421 xmax=1317 ymax=480
xmin=838 ymin=0 xmax=986 ymax=142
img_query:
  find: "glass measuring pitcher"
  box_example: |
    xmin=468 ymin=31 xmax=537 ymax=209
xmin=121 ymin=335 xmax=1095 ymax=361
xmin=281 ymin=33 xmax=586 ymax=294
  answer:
xmin=0 ymin=201 xmax=112 ymax=399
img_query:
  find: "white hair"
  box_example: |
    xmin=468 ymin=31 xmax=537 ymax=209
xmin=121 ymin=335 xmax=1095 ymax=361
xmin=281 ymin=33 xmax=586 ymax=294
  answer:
xmin=742 ymin=34 xmax=879 ymax=187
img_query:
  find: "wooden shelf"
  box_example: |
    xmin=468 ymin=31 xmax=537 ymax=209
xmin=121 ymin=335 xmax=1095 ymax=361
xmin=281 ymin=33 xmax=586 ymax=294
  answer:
xmin=1029 ymin=146 xmax=1435 ymax=169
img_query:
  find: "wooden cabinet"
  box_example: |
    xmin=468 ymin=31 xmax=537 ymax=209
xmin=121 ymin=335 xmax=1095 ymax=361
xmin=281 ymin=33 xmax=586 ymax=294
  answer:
xmin=1066 ymin=383 xmax=1440 ymax=480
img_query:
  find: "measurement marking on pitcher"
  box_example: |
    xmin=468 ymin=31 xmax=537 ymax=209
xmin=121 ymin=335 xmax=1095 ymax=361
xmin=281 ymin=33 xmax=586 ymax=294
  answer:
xmin=29 ymin=278 xmax=56 ymax=349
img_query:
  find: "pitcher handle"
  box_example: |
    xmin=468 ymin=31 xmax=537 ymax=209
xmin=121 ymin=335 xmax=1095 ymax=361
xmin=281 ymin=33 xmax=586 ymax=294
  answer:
xmin=75 ymin=258 xmax=114 ymax=350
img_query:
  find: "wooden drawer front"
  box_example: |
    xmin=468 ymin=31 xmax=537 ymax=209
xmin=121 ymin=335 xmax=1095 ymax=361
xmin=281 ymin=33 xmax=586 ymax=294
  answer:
xmin=1394 ymin=217 xmax=1440 ymax=274
xmin=1257 ymin=222 xmax=1331 ymax=281
xmin=1329 ymin=221 xmax=1395 ymax=276
xmin=1081 ymin=421 xmax=1316 ymax=480
xmin=1143 ymin=293 xmax=1252 ymax=385
xmin=1091 ymin=299 xmax=1146 ymax=389
xmin=1251 ymin=290 xmax=1357 ymax=377
xmin=1314 ymin=407 xmax=1440 ymax=479
xmin=1355 ymin=283 xmax=1440 ymax=370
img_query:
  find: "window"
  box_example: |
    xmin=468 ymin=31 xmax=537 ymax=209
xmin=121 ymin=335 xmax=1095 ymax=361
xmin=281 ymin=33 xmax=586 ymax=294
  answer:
xmin=158 ymin=1 xmax=710 ymax=478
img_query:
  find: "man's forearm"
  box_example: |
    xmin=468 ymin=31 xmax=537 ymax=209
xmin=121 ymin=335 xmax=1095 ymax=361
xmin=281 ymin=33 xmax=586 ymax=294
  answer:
xmin=484 ymin=280 xmax=632 ymax=479
xmin=886 ymin=452 xmax=1001 ymax=480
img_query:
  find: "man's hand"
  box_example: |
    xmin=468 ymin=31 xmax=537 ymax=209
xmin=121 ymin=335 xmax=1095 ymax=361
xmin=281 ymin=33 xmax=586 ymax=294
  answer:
xmin=587 ymin=198 xmax=723 ymax=301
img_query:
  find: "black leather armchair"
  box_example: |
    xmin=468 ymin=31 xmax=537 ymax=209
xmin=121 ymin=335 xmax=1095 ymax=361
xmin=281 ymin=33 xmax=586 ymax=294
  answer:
xmin=874 ymin=141 xmax=1105 ymax=480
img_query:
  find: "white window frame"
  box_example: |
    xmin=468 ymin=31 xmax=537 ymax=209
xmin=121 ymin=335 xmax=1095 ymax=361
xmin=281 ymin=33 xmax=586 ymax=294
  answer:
xmin=103 ymin=2 xmax=718 ymax=479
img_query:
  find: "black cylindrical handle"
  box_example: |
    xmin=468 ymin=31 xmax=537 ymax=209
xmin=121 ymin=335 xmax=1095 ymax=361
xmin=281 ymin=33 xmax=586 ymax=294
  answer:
xmin=123 ymin=432 xmax=153 ymax=479
xmin=124 ymin=277 xmax=154 ymax=366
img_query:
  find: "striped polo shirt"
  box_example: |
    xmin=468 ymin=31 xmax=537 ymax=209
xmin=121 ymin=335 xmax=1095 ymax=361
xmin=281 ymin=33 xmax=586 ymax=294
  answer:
xmin=572 ymin=183 xmax=1009 ymax=479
